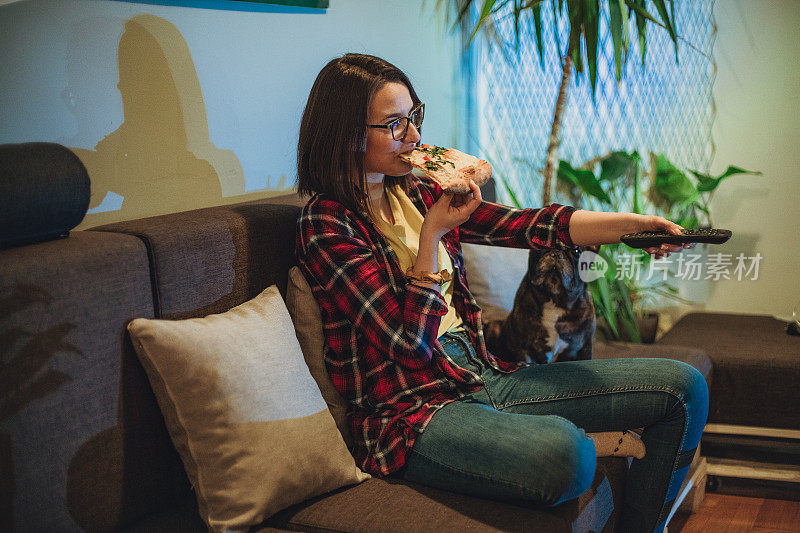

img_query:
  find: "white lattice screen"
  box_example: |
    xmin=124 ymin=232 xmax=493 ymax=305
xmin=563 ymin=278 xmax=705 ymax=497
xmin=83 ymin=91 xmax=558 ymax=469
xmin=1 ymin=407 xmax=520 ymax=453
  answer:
xmin=463 ymin=0 xmax=717 ymax=209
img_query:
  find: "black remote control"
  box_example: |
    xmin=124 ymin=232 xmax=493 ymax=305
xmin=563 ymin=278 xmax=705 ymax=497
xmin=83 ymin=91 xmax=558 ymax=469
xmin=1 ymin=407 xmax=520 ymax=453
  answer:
xmin=620 ymin=228 xmax=732 ymax=249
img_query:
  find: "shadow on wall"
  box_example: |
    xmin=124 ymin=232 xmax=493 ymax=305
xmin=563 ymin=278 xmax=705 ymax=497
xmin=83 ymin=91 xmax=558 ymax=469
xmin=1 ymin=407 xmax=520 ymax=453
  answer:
xmin=71 ymin=14 xmax=291 ymax=230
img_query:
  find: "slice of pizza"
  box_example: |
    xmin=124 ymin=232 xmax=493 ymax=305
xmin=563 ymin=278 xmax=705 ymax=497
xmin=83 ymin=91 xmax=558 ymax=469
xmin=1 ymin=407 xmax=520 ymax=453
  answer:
xmin=399 ymin=144 xmax=492 ymax=193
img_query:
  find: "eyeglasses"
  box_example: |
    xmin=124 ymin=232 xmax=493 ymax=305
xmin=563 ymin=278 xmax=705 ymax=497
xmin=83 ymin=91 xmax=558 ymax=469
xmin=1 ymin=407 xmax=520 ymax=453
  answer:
xmin=367 ymin=103 xmax=424 ymax=141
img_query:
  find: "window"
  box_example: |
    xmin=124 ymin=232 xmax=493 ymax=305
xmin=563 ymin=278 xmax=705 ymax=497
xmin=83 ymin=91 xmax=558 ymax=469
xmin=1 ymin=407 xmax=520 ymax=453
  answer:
xmin=462 ymin=0 xmax=717 ymax=208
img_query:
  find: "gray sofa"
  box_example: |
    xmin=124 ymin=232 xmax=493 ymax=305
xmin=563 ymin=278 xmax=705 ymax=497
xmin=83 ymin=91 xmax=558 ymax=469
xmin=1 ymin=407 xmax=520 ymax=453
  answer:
xmin=1 ymin=143 xmax=711 ymax=532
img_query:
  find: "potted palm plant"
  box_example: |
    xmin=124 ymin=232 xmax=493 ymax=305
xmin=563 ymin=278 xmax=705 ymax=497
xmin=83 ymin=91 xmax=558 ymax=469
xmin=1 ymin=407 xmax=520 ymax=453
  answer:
xmin=435 ymin=1 xmax=731 ymax=342
xmin=438 ymin=0 xmax=687 ymax=204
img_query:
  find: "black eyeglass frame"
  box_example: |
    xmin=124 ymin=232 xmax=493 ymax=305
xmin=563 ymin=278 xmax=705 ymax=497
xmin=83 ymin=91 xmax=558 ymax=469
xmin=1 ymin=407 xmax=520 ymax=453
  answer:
xmin=366 ymin=103 xmax=425 ymax=141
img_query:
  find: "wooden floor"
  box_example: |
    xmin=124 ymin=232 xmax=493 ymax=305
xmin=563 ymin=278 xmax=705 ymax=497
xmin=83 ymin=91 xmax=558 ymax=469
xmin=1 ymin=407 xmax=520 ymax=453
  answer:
xmin=670 ymin=493 xmax=800 ymax=532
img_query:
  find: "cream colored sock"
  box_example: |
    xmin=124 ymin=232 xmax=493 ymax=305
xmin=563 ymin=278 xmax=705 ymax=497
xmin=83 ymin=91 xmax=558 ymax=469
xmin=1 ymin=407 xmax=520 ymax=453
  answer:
xmin=586 ymin=430 xmax=646 ymax=459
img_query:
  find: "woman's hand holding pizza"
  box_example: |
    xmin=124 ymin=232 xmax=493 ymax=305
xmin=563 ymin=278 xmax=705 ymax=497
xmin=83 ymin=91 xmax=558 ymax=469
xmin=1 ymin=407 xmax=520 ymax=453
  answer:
xmin=421 ymin=179 xmax=482 ymax=238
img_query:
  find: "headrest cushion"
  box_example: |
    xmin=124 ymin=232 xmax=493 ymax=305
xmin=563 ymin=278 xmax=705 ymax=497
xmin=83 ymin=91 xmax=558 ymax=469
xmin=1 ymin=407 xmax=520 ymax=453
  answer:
xmin=0 ymin=143 xmax=90 ymax=249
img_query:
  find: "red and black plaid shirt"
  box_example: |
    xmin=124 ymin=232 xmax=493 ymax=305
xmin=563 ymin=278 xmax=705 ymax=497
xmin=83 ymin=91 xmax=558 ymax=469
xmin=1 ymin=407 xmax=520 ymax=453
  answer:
xmin=295 ymin=175 xmax=576 ymax=476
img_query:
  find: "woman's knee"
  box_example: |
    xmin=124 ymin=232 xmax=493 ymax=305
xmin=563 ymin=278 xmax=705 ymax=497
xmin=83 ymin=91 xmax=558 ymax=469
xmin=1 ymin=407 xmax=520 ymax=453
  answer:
xmin=532 ymin=416 xmax=597 ymax=506
xmin=683 ymin=363 xmax=709 ymax=445
xmin=658 ymin=360 xmax=710 ymax=445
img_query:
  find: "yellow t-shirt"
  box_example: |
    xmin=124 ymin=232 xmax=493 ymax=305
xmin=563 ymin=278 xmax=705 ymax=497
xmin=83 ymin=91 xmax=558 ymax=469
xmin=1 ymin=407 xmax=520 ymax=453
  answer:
xmin=371 ymin=183 xmax=463 ymax=338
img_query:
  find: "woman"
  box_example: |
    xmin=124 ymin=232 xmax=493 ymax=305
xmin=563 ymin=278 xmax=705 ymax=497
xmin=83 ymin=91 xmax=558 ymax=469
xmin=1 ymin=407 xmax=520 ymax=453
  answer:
xmin=295 ymin=53 xmax=708 ymax=533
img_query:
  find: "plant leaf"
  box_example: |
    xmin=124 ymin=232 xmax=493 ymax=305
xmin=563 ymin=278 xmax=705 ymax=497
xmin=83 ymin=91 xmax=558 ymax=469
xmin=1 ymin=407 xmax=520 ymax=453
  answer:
xmin=670 ymin=0 xmax=678 ymax=63
xmin=559 ymin=160 xmax=612 ymax=204
xmin=584 ymin=0 xmax=600 ymax=102
xmin=590 ymin=275 xmax=621 ymax=338
xmin=674 ymin=215 xmax=699 ymax=229
xmin=692 ymin=201 xmax=709 ymax=216
xmin=531 ymin=1 xmax=545 ymax=68
xmin=689 ymin=165 xmax=762 ymax=193
xmin=599 ymin=151 xmax=635 ymax=182
xmin=626 ymin=0 xmax=649 ymax=65
xmin=687 ymin=169 xmax=715 ymax=188
xmin=551 ymin=0 xmax=565 ymax=61
xmin=598 ymin=245 xmax=619 ymax=279
xmin=567 ymin=0 xmax=584 ymax=80
xmin=567 ymin=0 xmax=581 ymax=19
xmin=468 ymin=0 xmax=501 ymax=45
xmin=652 ymin=0 xmax=678 ymax=63
xmin=624 ymin=0 xmax=658 ymax=24
xmin=571 ymin=36 xmax=583 ymax=77
xmin=653 ymin=153 xmax=697 ymax=206
xmin=630 ymin=150 xmax=642 ymax=214
xmin=455 ymin=0 xmax=477 ymax=24
xmin=608 ymin=0 xmax=625 ymax=82
xmin=617 ymin=0 xmax=629 ymax=49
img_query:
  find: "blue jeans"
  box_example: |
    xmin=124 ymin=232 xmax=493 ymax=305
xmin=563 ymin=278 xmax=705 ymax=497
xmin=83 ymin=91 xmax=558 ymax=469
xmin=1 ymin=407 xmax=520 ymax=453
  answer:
xmin=401 ymin=327 xmax=708 ymax=533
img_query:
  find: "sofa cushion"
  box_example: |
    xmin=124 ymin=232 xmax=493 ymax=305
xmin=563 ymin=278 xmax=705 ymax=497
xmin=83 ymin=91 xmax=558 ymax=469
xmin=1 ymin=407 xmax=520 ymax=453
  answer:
xmin=657 ymin=312 xmax=800 ymax=429
xmin=259 ymin=457 xmax=627 ymax=532
xmin=461 ymin=242 xmax=529 ymax=323
xmin=0 ymin=231 xmax=190 ymax=532
xmin=90 ymin=200 xmax=302 ymax=319
xmin=123 ymin=456 xmax=627 ymax=533
xmin=127 ymin=285 xmax=369 ymax=532
xmin=285 ymin=266 xmax=353 ymax=449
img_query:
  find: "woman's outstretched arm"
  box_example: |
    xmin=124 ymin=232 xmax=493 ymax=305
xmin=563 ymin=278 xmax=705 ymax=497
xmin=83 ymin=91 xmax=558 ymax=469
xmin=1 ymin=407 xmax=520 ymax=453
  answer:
xmin=569 ymin=210 xmax=690 ymax=257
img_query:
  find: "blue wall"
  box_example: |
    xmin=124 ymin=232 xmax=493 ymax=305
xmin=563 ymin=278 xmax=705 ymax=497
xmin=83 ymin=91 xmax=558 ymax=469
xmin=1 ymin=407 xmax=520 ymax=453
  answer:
xmin=0 ymin=0 xmax=462 ymax=228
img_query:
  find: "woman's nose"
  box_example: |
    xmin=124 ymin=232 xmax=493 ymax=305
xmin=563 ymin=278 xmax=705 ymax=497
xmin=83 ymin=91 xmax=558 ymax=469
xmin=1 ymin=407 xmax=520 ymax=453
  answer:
xmin=404 ymin=121 xmax=421 ymax=144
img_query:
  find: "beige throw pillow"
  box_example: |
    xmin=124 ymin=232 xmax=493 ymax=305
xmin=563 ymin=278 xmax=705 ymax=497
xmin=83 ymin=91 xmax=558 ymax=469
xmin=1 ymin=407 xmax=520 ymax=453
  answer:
xmin=127 ymin=286 xmax=369 ymax=532
xmin=285 ymin=266 xmax=353 ymax=449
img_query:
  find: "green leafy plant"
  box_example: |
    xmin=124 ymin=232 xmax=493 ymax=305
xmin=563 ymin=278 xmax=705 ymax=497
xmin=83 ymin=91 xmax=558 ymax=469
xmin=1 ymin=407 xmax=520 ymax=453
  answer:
xmin=647 ymin=153 xmax=762 ymax=228
xmin=499 ymin=150 xmax=760 ymax=341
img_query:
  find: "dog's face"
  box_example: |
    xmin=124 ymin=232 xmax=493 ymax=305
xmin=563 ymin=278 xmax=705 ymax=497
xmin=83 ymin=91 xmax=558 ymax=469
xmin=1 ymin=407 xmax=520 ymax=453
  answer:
xmin=527 ymin=248 xmax=585 ymax=298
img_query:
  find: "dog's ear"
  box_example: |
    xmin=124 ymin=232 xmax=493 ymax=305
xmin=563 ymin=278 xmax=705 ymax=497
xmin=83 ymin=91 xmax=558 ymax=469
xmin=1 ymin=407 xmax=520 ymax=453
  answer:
xmin=527 ymin=248 xmax=548 ymax=283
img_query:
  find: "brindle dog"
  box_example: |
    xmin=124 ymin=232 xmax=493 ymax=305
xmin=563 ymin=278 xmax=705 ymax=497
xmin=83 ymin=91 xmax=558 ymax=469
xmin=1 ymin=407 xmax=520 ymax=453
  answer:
xmin=483 ymin=248 xmax=595 ymax=364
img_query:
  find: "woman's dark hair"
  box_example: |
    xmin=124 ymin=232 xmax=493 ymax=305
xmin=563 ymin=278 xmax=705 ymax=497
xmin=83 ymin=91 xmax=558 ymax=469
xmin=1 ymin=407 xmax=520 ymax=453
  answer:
xmin=297 ymin=53 xmax=420 ymax=216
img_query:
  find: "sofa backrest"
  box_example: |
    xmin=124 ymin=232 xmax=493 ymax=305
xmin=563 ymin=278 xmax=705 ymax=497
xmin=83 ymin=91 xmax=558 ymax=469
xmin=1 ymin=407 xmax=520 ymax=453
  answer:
xmin=87 ymin=197 xmax=304 ymax=526
xmin=0 ymin=142 xmax=178 ymax=532
xmin=0 ymin=201 xmax=300 ymax=531
xmin=90 ymin=197 xmax=303 ymax=319
xmin=1 ymin=143 xmax=306 ymax=531
xmin=0 ymin=230 xmax=179 ymax=532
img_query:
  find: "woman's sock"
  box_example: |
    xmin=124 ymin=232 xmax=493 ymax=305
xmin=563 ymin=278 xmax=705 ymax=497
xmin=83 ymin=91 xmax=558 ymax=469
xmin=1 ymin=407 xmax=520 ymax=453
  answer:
xmin=586 ymin=430 xmax=646 ymax=459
